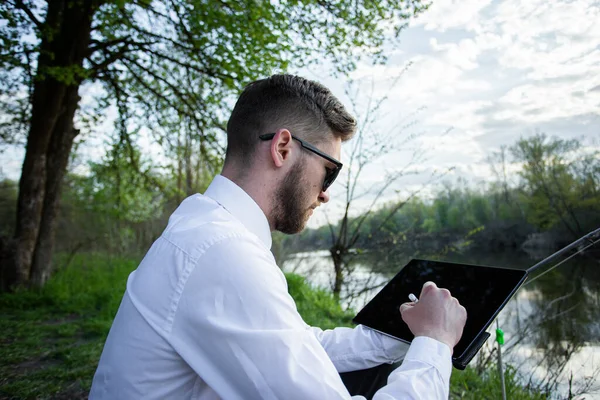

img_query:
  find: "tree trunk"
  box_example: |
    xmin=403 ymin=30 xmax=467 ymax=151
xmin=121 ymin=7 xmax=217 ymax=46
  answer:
xmin=29 ymin=88 xmax=81 ymax=287
xmin=185 ymin=128 xmax=193 ymax=196
xmin=5 ymin=0 xmax=98 ymax=291
xmin=13 ymin=6 xmax=68 ymax=286
xmin=177 ymin=132 xmax=183 ymax=204
xmin=0 ymin=236 xmax=16 ymax=292
xmin=330 ymin=245 xmax=345 ymax=299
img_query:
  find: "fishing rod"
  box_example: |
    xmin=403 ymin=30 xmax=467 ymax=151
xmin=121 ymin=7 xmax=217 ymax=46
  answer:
xmin=524 ymin=226 xmax=600 ymax=285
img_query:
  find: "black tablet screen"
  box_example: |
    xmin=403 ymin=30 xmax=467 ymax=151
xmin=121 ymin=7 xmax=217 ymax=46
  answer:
xmin=353 ymin=259 xmax=527 ymax=359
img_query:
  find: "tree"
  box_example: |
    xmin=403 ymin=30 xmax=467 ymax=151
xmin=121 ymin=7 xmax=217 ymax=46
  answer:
xmin=511 ymin=133 xmax=600 ymax=239
xmin=322 ymin=75 xmax=448 ymax=299
xmin=0 ymin=0 xmax=429 ymax=290
xmin=56 ymin=137 xmax=185 ymax=258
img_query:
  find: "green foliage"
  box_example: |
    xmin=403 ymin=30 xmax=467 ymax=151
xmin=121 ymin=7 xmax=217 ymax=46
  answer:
xmin=292 ymin=183 xmax=529 ymax=253
xmin=57 ymin=168 xmax=170 ymax=256
xmin=0 ymin=1 xmax=39 ymax=147
xmin=44 ymin=64 xmax=91 ymax=85
xmin=74 ymin=141 xmax=166 ymax=223
xmin=286 ymin=273 xmax=355 ymax=329
xmin=469 ymin=195 xmax=492 ymax=226
xmin=450 ymin=364 xmax=549 ymax=399
xmin=0 ymin=253 xmax=134 ymax=317
xmin=2 ymin=0 xmax=430 ymax=172
xmin=511 ymin=133 xmax=600 ymax=237
xmin=0 ymin=254 xmax=135 ymax=399
xmin=56 ymin=131 xmax=220 ymax=256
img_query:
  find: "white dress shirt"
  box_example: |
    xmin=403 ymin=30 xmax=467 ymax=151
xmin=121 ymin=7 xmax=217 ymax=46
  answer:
xmin=90 ymin=175 xmax=452 ymax=399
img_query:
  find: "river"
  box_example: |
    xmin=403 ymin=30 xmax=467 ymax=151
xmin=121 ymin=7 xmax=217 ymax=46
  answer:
xmin=282 ymin=248 xmax=600 ymax=399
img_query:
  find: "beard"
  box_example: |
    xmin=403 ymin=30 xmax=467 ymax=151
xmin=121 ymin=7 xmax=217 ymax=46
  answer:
xmin=273 ymin=162 xmax=312 ymax=234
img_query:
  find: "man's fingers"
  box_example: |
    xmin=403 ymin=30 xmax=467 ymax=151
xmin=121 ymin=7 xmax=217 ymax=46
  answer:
xmin=420 ymin=281 xmax=437 ymax=296
xmin=399 ymin=302 xmax=413 ymax=314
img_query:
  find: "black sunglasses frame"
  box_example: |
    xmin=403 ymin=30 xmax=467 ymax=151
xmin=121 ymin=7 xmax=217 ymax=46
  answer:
xmin=259 ymin=133 xmax=343 ymax=192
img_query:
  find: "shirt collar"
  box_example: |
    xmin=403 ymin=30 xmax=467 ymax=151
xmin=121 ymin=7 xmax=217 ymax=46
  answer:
xmin=204 ymin=175 xmax=272 ymax=249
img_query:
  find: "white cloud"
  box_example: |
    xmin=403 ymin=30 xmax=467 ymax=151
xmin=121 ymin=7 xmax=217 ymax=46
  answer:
xmin=428 ymin=100 xmax=493 ymax=130
xmin=425 ymin=1 xmax=597 ymax=133
xmin=477 ymin=0 xmax=600 ymax=94
xmin=494 ymin=81 xmax=599 ymax=123
xmin=429 ymin=38 xmax=481 ymax=70
xmin=412 ymin=0 xmax=493 ymax=32
xmin=311 ymin=0 xmax=600 ymax=223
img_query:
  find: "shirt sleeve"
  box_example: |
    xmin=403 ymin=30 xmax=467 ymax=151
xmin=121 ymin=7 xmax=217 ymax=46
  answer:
xmin=309 ymin=325 xmax=410 ymax=372
xmin=373 ymin=336 xmax=453 ymax=400
xmin=167 ymin=235 xmax=452 ymax=400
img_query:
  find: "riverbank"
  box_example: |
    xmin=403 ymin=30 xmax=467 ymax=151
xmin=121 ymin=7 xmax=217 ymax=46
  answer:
xmin=0 ymin=254 xmax=547 ymax=399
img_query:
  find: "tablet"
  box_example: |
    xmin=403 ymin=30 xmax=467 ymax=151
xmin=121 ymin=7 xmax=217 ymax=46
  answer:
xmin=353 ymin=259 xmax=528 ymax=369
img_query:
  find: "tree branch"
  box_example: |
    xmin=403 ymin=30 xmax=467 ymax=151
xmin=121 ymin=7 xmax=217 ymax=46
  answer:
xmin=105 ymin=73 xmax=166 ymax=192
xmin=121 ymin=56 xmax=198 ymax=115
xmin=87 ymin=37 xmax=156 ymax=57
xmin=11 ymin=0 xmax=43 ymax=30
xmin=142 ymin=47 xmax=234 ymax=82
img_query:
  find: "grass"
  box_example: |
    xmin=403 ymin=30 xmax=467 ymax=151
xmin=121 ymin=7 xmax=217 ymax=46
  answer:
xmin=0 ymin=254 xmax=136 ymax=399
xmin=451 ymin=364 xmax=549 ymax=399
xmin=0 ymin=254 xmax=547 ymax=399
xmin=285 ymin=273 xmax=355 ymax=329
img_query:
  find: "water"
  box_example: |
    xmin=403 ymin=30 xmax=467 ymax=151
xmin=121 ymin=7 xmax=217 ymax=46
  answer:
xmin=282 ymin=248 xmax=600 ymax=399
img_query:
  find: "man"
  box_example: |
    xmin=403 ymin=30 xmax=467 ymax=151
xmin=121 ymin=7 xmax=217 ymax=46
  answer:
xmin=90 ymin=74 xmax=467 ymax=399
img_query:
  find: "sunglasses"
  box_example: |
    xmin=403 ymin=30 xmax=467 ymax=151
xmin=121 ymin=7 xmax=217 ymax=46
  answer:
xmin=259 ymin=133 xmax=343 ymax=192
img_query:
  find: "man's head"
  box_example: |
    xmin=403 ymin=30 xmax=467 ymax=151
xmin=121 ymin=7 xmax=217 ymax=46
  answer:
xmin=223 ymin=74 xmax=356 ymax=234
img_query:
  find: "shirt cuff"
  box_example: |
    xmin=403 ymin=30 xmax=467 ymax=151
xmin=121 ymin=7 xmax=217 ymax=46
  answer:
xmin=404 ymin=336 xmax=453 ymax=379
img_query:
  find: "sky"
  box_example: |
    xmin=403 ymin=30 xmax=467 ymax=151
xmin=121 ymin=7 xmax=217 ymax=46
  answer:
xmin=303 ymin=0 xmax=600 ymax=227
xmin=1 ymin=0 xmax=598 ymax=226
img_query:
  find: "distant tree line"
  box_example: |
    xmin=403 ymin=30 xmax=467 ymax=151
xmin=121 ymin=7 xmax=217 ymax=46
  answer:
xmin=276 ymin=134 xmax=600 ymax=258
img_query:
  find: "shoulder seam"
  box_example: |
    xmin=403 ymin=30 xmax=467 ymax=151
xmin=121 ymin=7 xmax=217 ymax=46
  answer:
xmin=165 ymin=232 xmax=252 ymax=332
xmin=160 ymin=233 xmax=197 ymax=260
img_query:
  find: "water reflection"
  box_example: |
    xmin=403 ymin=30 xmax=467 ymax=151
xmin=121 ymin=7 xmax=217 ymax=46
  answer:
xmin=282 ymin=248 xmax=600 ymax=398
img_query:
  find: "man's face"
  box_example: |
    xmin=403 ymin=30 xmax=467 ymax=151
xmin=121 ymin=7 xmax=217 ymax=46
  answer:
xmin=273 ymin=137 xmax=342 ymax=234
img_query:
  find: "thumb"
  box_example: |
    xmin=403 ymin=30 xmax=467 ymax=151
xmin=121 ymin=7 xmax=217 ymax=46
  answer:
xmin=399 ymin=302 xmax=413 ymax=315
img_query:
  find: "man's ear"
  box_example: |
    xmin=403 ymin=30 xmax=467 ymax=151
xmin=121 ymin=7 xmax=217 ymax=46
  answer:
xmin=270 ymin=129 xmax=293 ymax=168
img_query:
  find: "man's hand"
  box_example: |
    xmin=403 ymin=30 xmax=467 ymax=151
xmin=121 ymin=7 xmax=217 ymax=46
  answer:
xmin=399 ymin=281 xmax=467 ymax=353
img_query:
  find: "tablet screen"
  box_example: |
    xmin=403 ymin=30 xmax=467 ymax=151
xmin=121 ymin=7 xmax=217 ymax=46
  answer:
xmin=353 ymin=259 xmax=527 ymax=359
